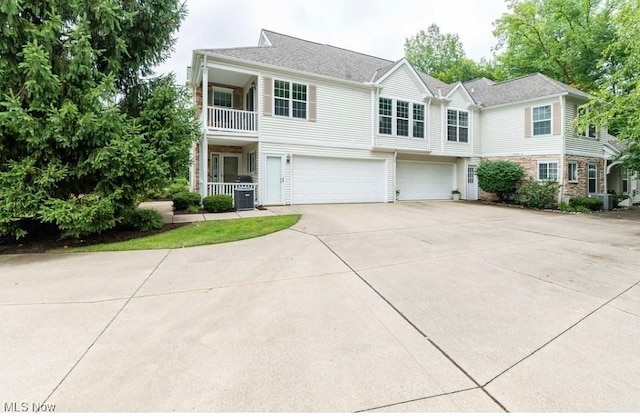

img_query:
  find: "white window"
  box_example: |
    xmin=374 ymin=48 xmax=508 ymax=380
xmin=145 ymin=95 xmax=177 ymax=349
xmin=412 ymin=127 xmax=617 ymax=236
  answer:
xmin=378 ymin=98 xmax=425 ymax=138
xmin=588 ymin=162 xmax=598 ymax=193
xmin=213 ymin=91 xmax=232 ymax=108
xmin=397 ymin=101 xmax=409 ymax=136
xmin=447 ymin=109 xmax=469 ymax=142
xmin=622 ymin=167 xmax=629 ymax=193
xmin=538 ymin=161 xmax=558 ymax=181
xmin=413 ymin=104 xmax=425 ymax=138
xmin=248 ymin=151 xmax=256 ymax=173
xmin=379 ymin=98 xmax=392 ymax=135
xmin=568 ymin=161 xmax=578 ymax=182
xmin=533 ymin=105 xmax=552 ymax=136
xmin=274 ymin=79 xmax=307 ymax=119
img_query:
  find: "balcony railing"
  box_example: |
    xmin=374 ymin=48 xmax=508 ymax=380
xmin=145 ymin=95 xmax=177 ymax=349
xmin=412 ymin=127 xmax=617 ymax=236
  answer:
xmin=207 ymin=107 xmax=258 ymax=133
xmin=207 ymin=182 xmax=257 ymax=205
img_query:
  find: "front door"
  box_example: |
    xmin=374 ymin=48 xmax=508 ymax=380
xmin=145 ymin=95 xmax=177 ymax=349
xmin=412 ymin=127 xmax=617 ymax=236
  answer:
xmin=223 ymin=156 xmax=239 ymax=182
xmin=588 ymin=163 xmax=598 ymax=194
xmin=466 ymin=165 xmax=478 ymax=200
xmin=265 ymin=155 xmax=284 ymax=205
xmin=211 ymin=153 xmax=240 ymax=183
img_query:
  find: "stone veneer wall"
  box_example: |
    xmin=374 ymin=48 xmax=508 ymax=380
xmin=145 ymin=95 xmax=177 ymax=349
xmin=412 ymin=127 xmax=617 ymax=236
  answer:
xmin=478 ymin=155 xmax=605 ymax=201
xmin=562 ymin=154 xmax=606 ymax=199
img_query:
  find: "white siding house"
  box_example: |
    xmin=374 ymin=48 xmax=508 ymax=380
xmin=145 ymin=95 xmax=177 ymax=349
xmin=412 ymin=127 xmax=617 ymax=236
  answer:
xmin=188 ymin=30 xmax=622 ymax=206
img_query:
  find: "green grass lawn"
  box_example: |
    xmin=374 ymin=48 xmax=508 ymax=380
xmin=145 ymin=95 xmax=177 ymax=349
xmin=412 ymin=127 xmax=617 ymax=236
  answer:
xmin=61 ymin=215 xmax=301 ymax=252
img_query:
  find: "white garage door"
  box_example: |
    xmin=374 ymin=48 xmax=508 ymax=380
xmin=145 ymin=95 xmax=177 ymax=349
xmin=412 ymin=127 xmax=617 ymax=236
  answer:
xmin=292 ymin=156 xmax=386 ymax=204
xmin=396 ymin=161 xmax=454 ymax=200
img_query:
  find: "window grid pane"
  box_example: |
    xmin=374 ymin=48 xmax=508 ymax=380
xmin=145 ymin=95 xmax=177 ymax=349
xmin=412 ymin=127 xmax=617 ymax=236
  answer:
xmin=397 ymin=101 xmax=409 ymax=119
xmin=379 ymin=98 xmax=392 ymax=116
xmin=274 ymin=80 xmax=289 ymax=98
xmin=379 ymin=116 xmax=392 ymax=135
xmin=533 ymin=105 xmax=551 ymax=135
xmin=292 ymin=100 xmax=306 ymax=118
xmin=292 ymin=83 xmax=306 ymax=101
xmin=568 ymin=162 xmax=577 ymax=181
xmin=274 ymin=98 xmax=289 ymax=116
xmin=459 ymin=127 xmax=469 ymax=143
xmin=447 ymin=109 xmax=469 ymax=142
xmin=413 ymin=121 xmax=424 ymax=138
xmin=413 ymin=104 xmax=424 ymax=121
xmin=213 ymin=91 xmax=232 ymax=107
xmin=397 ymin=119 xmax=409 ymax=136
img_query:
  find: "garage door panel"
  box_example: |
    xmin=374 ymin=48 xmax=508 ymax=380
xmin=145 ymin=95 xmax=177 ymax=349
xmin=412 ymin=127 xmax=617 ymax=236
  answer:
xmin=397 ymin=161 xmax=454 ymax=200
xmin=293 ymin=156 xmax=386 ymax=204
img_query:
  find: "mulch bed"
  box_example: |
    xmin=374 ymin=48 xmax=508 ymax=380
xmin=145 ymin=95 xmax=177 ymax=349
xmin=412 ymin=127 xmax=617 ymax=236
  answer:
xmin=0 ymin=223 xmax=188 ymax=255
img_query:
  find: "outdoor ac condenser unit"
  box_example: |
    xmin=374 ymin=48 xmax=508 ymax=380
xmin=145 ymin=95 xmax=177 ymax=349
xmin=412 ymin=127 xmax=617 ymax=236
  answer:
xmin=234 ymin=189 xmax=255 ymax=211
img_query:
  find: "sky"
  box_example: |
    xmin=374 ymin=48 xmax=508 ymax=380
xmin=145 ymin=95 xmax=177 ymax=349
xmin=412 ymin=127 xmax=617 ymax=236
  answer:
xmin=153 ymin=0 xmax=510 ymax=83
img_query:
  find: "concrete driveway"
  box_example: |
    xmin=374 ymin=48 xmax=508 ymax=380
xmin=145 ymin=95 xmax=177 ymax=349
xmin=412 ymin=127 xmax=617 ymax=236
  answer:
xmin=1 ymin=201 xmax=639 ymax=412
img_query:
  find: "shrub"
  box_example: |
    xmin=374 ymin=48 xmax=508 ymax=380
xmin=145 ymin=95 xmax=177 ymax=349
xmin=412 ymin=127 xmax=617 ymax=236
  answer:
xmin=173 ymin=192 xmax=201 ymax=210
xmin=516 ymin=178 xmax=560 ymax=209
xmin=122 ymin=209 xmax=164 ymax=232
xmin=569 ymin=196 xmax=603 ymax=211
xmin=147 ymin=177 xmax=190 ymax=199
xmin=203 ymin=195 xmax=233 ymax=213
xmin=558 ymin=201 xmax=574 ymax=212
xmin=476 ymin=160 xmax=525 ymax=201
xmin=612 ymin=193 xmax=629 ymax=207
xmin=187 ymin=205 xmax=201 ymax=214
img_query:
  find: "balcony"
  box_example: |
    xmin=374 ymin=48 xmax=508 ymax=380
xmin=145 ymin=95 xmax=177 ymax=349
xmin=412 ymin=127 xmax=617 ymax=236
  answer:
xmin=207 ymin=107 xmax=258 ymax=134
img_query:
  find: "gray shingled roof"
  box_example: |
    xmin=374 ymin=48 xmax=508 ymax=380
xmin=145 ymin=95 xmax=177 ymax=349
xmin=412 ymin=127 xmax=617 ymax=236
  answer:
xmin=198 ymin=30 xmax=589 ymax=106
xmin=200 ymin=30 xmax=393 ymax=84
xmin=464 ymin=73 xmax=589 ymax=107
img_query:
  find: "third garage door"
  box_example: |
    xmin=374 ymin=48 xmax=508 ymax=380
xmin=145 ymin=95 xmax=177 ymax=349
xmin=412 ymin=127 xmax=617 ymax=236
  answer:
xmin=292 ymin=156 xmax=386 ymax=204
xmin=396 ymin=161 xmax=454 ymax=200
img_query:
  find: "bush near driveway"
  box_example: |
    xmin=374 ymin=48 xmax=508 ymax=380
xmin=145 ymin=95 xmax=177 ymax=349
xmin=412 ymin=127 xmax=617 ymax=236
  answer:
xmin=203 ymin=195 xmax=233 ymax=213
xmin=476 ymin=160 xmax=525 ymax=202
xmin=569 ymin=196 xmax=604 ymax=211
xmin=516 ymin=178 xmax=560 ymax=209
xmin=172 ymin=192 xmax=201 ymax=211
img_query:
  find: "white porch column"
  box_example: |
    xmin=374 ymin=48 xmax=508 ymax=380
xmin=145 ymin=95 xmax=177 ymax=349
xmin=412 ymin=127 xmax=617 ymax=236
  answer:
xmin=200 ymin=63 xmax=209 ymax=198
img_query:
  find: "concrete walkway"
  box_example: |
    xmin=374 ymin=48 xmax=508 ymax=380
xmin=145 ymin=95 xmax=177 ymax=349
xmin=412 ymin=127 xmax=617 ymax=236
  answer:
xmin=138 ymin=200 xmax=292 ymax=224
xmin=1 ymin=201 xmax=638 ymax=412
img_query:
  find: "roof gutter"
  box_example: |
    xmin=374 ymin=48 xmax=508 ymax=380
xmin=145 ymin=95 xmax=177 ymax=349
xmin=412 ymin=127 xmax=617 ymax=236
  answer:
xmin=195 ymin=50 xmax=373 ymax=90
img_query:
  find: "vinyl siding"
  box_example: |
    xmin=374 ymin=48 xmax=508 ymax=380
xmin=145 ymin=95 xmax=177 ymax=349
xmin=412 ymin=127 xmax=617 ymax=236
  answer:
xmin=480 ymin=99 xmax=563 ymax=157
xmin=379 ymin=65 xmax=426 ymax=102
xmin=441 ymin=91 xmax=474 ymax=157
xmin=447 ymin=88 xmax=470 ymax=109
xmin=259 ymin=71 xmax=371 ymax=148
xmin=565 ymin=98 xmax=605 ymax=157
xmin=259 ymin=142 xmax=395 ymax=204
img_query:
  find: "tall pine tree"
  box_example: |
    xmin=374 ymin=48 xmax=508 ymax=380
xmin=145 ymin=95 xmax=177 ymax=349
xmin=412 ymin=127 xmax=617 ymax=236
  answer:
xmin=0 ymin=0 xmax=200 ymax=239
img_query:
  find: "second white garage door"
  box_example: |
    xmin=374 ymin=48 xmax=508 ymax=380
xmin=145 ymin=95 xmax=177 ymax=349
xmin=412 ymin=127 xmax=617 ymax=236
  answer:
xmin=396 ymin=161 xmax=454 ymax=200
xmin=292 ymin=156 xmax=387 ymax=204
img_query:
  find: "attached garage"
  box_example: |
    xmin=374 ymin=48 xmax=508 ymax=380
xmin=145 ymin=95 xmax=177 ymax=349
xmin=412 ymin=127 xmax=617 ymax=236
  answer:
xmin=292 ymin=156 xmax=387 ymax=204
xmin=396 ymin=160 xmax=454 ymax=200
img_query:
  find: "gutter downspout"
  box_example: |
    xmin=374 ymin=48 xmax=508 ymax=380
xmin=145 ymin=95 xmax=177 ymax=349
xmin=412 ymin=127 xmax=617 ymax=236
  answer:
xmin=394 ymin=149 xmax=398 ymax=201
xmin=560 ymin=94 xmax=566 ymax=203
xmin=200 ymin=56 xmax=209 ymax=198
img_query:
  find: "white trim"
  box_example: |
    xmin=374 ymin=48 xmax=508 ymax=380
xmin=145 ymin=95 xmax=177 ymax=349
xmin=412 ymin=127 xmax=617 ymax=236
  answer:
xmin=272 ymin=78 xmax=309 ymax=120
xmin=537 ymin=159 xmax=559 ymax=181
xmin=197 ymin=51 xmax=371 ymax=89
xmin=587 ymin=161 xmax=598 ymax=194
xmin=377 ymin=96 xmax=426 ymax=139
xmin=258 ymin=30 xmax=272 ymax=47
xmin=532 ymin=104 xmax=553 ymax=137
xmin=263 ymin=153 xmax=285 ymax=205
xmin=446 ymin=107 xmax=470 ymax=143
xmin=567 ymin=160 xmax=578 ymax=183
xmin=482 ymin=92 xmax=569 ymax=110
xmin=370 ymin=58 xmax=434 ymax=96
xmin=445 ymin=82 xmax=476 ymax=104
